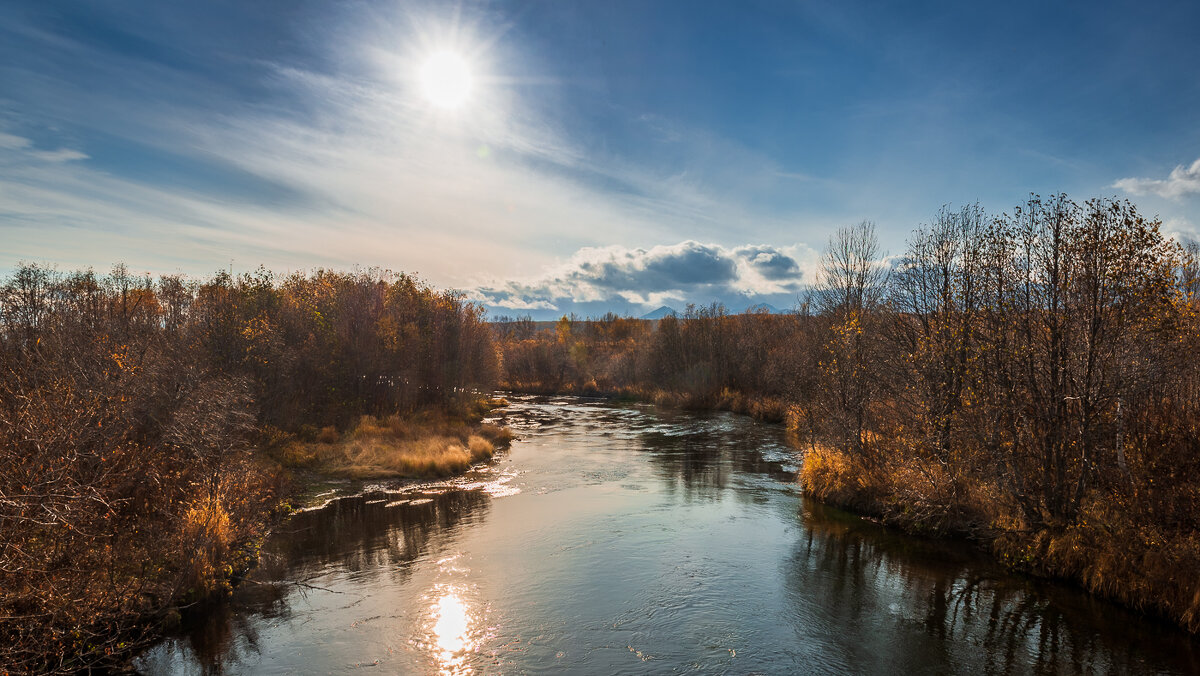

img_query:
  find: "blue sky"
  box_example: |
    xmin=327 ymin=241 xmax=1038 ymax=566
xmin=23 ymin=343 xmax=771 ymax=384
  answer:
xmin=2 ymin=1 xmax=1199 ymax=319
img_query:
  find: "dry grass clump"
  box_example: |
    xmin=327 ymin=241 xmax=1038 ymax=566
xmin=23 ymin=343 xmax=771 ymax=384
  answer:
xmin=477 ymin=422 xmax=515 ymax=446
xmin=331 ymin=433 xmax=493 ymax=479
xmin=179 ymin=494 xmax=234 ymax=598
xmin=648 ymin=388 xmax=688 ymax=408
xmin=800 ymin=445 xmax=888 ymax=515
xmin=278 ymin=408 xmax=513 ymax=479
xmin=713 ymin=387 xmax=790 ymax=423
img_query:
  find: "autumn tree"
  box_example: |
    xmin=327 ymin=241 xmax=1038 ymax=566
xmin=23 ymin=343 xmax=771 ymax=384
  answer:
xmin=813 ymin=221 xmax=890 ymax=457
xmin=891 ymin=204 xmax=987 ymax=469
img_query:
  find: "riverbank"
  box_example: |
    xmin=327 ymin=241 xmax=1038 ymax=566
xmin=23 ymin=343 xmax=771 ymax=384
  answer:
xmin=0 ymin=397 xmax=512 ymax=675
xmin=801 ymin=444 xmax=1200 ymax=635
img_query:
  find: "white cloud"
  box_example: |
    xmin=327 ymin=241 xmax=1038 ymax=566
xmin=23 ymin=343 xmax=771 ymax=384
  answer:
xmin=1114 ymin=158 xmax=1200 ymax=200
xmin=470 ymin=240 xmax=816 ymax=315
xmin=1162 ymin=217 xmax=1198 ymax=244
xmin=485 ymin=296 xmax=557 ymax=311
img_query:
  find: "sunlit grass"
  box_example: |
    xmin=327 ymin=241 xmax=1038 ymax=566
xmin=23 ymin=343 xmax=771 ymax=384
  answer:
xmin=179 ymin=494 xmax=234 ymax=597
xmin=277 ymin=406 xmax=513 ymax=479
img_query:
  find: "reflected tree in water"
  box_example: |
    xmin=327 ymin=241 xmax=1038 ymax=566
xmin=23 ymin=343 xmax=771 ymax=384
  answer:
xmin=792 ymin=500 xmax=1200 ymax=675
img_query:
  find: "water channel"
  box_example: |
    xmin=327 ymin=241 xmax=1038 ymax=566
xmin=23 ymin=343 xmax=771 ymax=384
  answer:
xmin=137 ymin=395 xmax=1200 ymax=674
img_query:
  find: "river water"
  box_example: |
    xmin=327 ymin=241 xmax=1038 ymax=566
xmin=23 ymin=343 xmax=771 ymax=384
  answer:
xmin=137 ymin=395 xmax=1199 ymax=675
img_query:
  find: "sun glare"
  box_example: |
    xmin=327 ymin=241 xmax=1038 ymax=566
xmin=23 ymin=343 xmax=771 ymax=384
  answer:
xmin=419 ymin=50 xmax=472 ymax=109
xmin=430 ymin=590 xmax=476 ymax=673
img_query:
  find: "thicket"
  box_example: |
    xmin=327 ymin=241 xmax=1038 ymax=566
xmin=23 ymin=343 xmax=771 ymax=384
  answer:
xmin=496 ymin=195 xmax=1200 ymax=632
xmin=0 ymin=265 xmax=498 ymax=672
xmin=494 ymin=307 xmax=812 ymax=422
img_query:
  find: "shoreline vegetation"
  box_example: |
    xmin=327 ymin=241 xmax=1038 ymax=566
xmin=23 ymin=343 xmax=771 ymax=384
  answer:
xmin=0 ymin=266 xmax=505 ymax=673
xmin=494 ymin=194 xmax=1200 ymax=637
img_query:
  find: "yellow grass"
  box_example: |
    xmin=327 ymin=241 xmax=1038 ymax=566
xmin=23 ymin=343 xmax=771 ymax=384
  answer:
xmin=278 ymin=410 xmax=512 ymax=479
xmin=800 ymin=444 xmax=888 ymax=515
xmin=179 ymin=494 xmax=234 ymax=597
xmin=713 ymin=387 xmax=790 ymax=423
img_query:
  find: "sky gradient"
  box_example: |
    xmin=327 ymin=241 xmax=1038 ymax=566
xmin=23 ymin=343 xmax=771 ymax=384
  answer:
xmin=2 ymin=1 xmax=1199 ymax=318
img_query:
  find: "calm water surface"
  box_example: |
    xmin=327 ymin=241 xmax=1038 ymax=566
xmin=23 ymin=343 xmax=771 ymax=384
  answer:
xmin=137 ymin=395 xmax=1200 ymax=674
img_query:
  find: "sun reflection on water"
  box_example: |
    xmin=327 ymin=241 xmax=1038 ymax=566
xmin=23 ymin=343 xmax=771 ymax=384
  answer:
xmin=430 ymin=588 xmax=476 ymax=674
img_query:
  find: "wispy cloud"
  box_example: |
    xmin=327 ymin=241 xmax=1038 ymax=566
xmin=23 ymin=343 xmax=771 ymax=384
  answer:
xmin=0 ymin=2 xmax=833 ymax=288
xmin=1114 ymin=158 xmax=1200 ymax=200
xmin=0 ymin=133 xmax=87 ymax=163
xmin=0 ymin=133 xmax=30 ymax=150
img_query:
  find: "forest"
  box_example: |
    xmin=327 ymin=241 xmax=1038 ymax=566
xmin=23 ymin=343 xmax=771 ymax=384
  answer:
xmin=495 ymin=195 xmax=1200 ymax=634
xmin=0 ymin=266 xmax=499 ymax=671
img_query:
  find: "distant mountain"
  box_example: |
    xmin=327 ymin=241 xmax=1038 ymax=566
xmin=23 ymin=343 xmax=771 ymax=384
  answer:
xmin=744 ymin=302 xmax=783 ymax=314
xmin=639 ymin=305 xmax=678 ymax=320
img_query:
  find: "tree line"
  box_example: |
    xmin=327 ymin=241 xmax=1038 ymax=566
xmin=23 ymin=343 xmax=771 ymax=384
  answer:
xmin=0 ymin=265 xmax=498 ymax=672
xmin=495 ymin=195 xmax=1200 ymax=632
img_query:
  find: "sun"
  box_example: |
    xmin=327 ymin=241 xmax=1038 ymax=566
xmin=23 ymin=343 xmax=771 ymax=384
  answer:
xmin=419 ymin=50 xmax=472 ymax=109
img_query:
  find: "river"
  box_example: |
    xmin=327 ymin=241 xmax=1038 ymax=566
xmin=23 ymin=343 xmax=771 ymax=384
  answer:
xmin=137 ymin=395 xmax=1199 ymax=674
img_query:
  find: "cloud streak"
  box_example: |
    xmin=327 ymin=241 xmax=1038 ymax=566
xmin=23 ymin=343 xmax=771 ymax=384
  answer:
xmin=0 ymin=133 xmax=88 ymax=163
xmin=1114 ymin=158 xmax=1200 ymax=200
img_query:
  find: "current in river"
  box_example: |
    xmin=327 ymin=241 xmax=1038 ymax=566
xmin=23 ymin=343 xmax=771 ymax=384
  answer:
xmin=137 ymin=395 xmax=1200 ymax=674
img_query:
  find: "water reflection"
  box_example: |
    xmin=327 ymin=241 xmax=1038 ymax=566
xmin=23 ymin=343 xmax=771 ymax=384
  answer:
xmin=137 ymin=395 xmax=1200 ymax=675
xmin=794 ymin=499 xmax=1200 ymax=675
xmin=635 ymin=409 xmax=799 ymax=502
xmin=266 ymin=487 xmax=491 ymax=583
xmin=141 ymin=487 xmax=493 ymax=673
xmin=429 ymin=589 xmax=475 ymax=674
